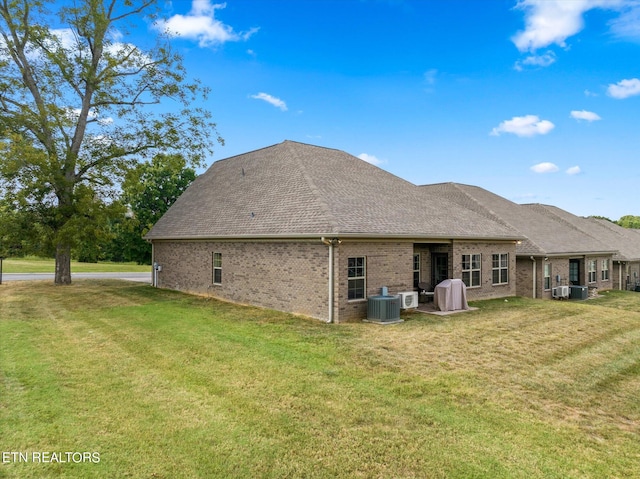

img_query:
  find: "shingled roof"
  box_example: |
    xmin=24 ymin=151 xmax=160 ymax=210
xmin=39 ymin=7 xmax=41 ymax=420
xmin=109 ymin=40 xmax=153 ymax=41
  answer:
xmin=146 ymin=141 xmax=521 ymax=241
xmin=523 ymin=204 xmax=640 ymax=262
xmin=421 ymin=183 xmax=615 ymax=256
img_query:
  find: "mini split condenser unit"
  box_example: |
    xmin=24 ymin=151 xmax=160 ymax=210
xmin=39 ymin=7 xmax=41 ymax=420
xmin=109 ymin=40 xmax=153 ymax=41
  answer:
xmin=398 ymin=291 xmax=419 ymax=309
xmin=552 ymin=285 xmax=569 ymax=299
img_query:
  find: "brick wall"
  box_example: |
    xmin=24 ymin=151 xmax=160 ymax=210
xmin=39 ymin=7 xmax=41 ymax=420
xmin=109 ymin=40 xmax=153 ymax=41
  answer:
xmin=585 ymin=255 xmax=614 ymax=292
xmin=451 ymin=241 xmax=517 ymax=300
xmin=620 ymin=260 xmax=640 ymax=290
xmin=517 ymin=254 xmax=614 ymax=300
xmin=153 ymin=238 xmax=519 ymax=323
xmin=334 ymin=241 xmax=414 ymax=322
xmin=516 ymin=257 xmax=534 ymax=298
xmin=153 ymin=240 xmax=330 ymax=321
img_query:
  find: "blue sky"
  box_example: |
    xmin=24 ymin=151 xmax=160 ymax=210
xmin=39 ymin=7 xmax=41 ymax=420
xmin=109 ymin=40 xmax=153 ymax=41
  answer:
xmin=145 ymin=0 xmax=639 ymax=220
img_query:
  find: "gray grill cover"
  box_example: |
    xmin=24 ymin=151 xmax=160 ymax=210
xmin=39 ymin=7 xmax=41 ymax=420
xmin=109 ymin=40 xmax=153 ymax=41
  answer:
xmin=434 ymin=279 xmax=469 ymax=312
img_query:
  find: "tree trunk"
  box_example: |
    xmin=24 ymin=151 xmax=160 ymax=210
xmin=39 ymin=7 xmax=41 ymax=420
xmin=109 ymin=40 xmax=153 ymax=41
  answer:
xmin=55 ymin=243 xmax=72 ymax=284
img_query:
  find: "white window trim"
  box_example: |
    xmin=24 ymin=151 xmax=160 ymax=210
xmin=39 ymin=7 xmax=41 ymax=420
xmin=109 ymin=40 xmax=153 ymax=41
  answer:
xmin=588 ymin=260 xmax=597 ymax=283
xmin=544 ymin=263 xmax=551 ymax=291
xmin=462 ymin=253 xmax=481 ymax=288
xmin=213 ymin=252 xmax=222 ymax=285
xmin=492 ymin=253 xmax=509 ymax=286
xmin=601 ymin=259 xmax=610 ymax=281
xmin=348 ymin=256 xmax=366 ymax=301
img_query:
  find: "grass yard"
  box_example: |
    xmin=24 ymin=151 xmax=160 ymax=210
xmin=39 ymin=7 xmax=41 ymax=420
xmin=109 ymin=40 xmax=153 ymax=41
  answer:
xmin=0 ymin=282 xmax=638 ymax=478
xmin=1 ymin=256 xmax=150 ymax=273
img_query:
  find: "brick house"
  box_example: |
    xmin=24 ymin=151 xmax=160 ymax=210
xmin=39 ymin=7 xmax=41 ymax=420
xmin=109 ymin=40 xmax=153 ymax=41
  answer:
xmin=423 ymin=183 xmax=617 ymax=299
xmin=524 ymin=205 xmax=640 ymax=291
xmin=586 ymin=218 xmax=640 ymax=290
xmin=146 ymin=141 xmax=522 ymax=322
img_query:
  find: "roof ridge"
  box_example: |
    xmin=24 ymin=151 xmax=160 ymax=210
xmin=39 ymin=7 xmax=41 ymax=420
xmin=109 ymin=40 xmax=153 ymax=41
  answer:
xmin=450 ymin=183 xmax=514 ymax=229
xmin=285 ymin=141 xmax=340 ymax=233
xmin=452 ymin=184 xmax=549 ymax=254
xmin=525 ymin=203 xmax=606 ymax=244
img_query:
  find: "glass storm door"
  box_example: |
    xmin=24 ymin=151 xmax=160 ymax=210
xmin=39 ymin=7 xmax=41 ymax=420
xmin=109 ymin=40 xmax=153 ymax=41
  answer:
xmin=432 ymin=253 xmax=448 ymax=286
xmin=569 ymin=259 xmax=580 ymax=285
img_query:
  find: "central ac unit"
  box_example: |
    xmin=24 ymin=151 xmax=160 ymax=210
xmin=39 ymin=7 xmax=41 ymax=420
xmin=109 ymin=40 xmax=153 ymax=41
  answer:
xmin=367 ymin=296 xmax=401 ymax=322
xmin=398 ymin=291 xmax=418 ymax=309
xmin=552 ymin=285 xmax=569 ymax=299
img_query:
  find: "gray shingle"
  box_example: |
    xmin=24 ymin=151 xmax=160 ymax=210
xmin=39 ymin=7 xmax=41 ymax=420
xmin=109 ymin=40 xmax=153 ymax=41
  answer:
xmin=524 ymin=205 xmax=640 ymax=261
xmin=146 ymin=141 xmax=521 ymax=240
xmin=421 ymin=183 xmax=615 ymax=256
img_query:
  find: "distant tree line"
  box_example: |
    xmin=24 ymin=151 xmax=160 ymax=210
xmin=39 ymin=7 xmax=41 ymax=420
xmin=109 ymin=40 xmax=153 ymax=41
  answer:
xmin=590 ymin=215 xmax=640 ymax=229
xmin=0 ymin=154 xmax=195 ymax=265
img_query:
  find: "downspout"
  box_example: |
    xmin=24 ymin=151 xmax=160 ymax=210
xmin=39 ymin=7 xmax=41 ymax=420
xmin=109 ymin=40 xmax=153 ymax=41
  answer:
xmin=619 ymin=261 xmax=623 ymax=291
xmin=322 ymin=237 xmax=335 ymax=323
xmin=151 ymin=242 xmax=156 ymax=287
xmin=530 ymin=256 xmax=536 ymax=299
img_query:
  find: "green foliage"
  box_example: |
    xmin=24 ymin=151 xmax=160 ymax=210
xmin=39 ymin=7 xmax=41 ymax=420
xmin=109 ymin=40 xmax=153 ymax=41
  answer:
xmin=0 ymin=0 xmax=222 ymax=282
xmin=617 ymin=215 xmax=640 ymax=229
xmin=106 ymin=153 xmax=196 ymax=264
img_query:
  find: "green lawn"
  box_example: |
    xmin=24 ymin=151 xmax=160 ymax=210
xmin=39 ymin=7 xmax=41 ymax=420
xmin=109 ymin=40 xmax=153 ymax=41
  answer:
xmin=1 ymin=282 xmax=638 ymax=478
xmin=1 ymin=256 xmax=150 ymax=273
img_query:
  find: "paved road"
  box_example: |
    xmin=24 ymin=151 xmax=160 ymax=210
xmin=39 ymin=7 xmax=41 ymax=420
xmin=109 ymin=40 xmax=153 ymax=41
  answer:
xmin=0 ymin=272 xmax=152 ymax=283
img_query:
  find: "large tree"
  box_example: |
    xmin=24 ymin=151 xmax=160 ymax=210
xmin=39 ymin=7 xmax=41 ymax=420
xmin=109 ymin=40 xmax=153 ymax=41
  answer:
xmin=617 ymin=215 xmax=640 ymax=229
xmin=111 ymin=153 xmax=196 ymax=265
xmin=0 ymin=0 xmax=221 ymax=283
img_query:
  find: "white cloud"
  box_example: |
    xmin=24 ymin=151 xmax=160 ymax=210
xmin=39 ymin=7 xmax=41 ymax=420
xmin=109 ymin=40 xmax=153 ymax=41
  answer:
xmin=566 ymin=166 xmax=582 ymax=175
xmin=490 ymin=115 xmax=555 ymax=137
xmin=607 ymin=78 xmax=640 ymax=99
xmin=584 ymin=89 xmax=598 ymax=97
xmin=570 ymin=110 xmax=601 ymax=121
xmin=531 ymin=162 xmax=560 ymax=173
xmin=608 ymin=2 xmax=640 ymax=40
xmin=514 ymin=51 xmax=556 ymax=71
xmin=154 ymin=1 xmax=258 ymax=48
xmin=423 ymin=69 xmax=438 ymax=85
xmin=358 ymin=153 xmax=384 ymax=166
xmin=250 ymin=92 xmax=287 ymax=111
xmin=512 ymin=0 xmax=624 ymax=52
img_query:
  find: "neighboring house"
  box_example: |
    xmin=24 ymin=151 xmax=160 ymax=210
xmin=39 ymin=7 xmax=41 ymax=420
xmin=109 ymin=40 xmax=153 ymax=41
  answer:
xmin=589 ymin=218 xmax=640 ymax=290
xmin=422 ymin=183 xmax=617 ymax=299
xmin=529 ymin=209 xmax=640 ymax=290
xmin=146 ymin=141 xmax=522 ymax=322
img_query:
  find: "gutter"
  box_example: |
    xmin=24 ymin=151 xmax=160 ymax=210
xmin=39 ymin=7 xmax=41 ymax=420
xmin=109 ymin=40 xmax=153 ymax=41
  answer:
xmin=146 ymin=232 xmax=525 ymax=242
xmin=151 ymin=242 xmax=155 ymax=287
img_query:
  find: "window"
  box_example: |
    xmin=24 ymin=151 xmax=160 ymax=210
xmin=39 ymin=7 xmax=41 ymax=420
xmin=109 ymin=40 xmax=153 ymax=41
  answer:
xmin=588 ymin=260 xmax=597 ymax=283
xmin=492 ymin=253 xmax=509 ymax=285
xmin=544 ymin=263 xmax=551 ymax=290
xmin=413 ymin=254 xmax=420 ymax=288
xmin=601 ymin=259 xmax=609 ymax=281
xmin=462 ymin=254 xmax=481 ymax=287
xmin=348 ymin=257 xmax=366 ymax=300
xmin=212 ymin=252 xmax=222 ymax=284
